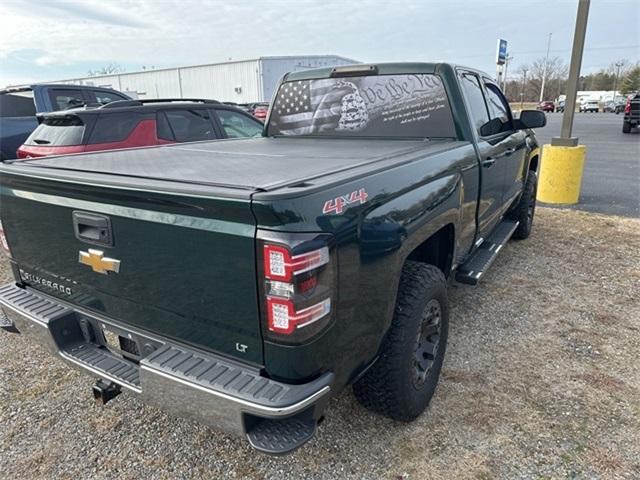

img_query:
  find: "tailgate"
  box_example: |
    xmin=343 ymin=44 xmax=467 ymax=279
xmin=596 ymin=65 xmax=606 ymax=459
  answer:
xmin=0 ymin=173 xmax=262 ymax=364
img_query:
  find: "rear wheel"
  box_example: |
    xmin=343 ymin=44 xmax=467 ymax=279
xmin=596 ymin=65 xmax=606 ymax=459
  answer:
xmin=623 ymin=122 xmax=631 ymax=133
xmin=353 ymin=262 xmax=448 ymax=421
xmin=509 ymin=171 xmax=537 ymax=240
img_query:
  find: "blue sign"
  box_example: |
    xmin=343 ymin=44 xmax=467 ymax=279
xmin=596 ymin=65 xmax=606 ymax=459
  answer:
xmin=496 ymin=39 xmax=508 ymax=65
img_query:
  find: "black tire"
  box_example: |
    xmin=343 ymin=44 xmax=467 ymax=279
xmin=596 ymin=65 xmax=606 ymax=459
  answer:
xmin=353 ymin=262 xmax=448 ymax=421
xmin=509 ymin=170 xmax=537 ymax=240
xmin=623 ymin=122 xmax=631 ymax=133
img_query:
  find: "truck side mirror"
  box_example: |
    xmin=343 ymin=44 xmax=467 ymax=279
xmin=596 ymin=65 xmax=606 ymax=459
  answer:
xmin=515 ymin=110 xmax=546 ymax=130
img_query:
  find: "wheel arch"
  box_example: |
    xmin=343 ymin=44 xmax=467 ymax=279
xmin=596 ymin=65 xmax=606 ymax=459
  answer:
xmin=405 ymin=223 xmax=455 ymax=278
xmin=528 ymin=146 xmax=540 ymax=173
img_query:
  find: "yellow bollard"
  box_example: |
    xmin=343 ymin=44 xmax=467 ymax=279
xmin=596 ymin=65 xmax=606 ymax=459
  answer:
xmin=537 ymin=144 xmax=586 ymax=204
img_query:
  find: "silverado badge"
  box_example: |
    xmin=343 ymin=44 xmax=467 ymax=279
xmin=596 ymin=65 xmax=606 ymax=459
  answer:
xmin=79 ymin=249 xmax=121 ymax=275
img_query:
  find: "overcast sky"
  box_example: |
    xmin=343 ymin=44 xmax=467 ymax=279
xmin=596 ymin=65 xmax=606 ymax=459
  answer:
xmin=1 ymin=0 xmax=638 ymax=87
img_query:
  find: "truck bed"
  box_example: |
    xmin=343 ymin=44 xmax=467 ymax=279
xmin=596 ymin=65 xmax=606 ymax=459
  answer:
xmin=5 ymin=137 xmax=461 ymax=195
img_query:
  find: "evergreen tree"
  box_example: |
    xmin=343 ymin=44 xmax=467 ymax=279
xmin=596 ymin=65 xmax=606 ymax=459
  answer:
xmin=620 ymin=67 xmax=640 ymax=94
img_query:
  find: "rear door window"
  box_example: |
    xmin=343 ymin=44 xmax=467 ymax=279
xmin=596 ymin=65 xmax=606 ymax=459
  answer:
xmin=24 ymin=115 xmax=86 ymax=146
xmin=459 ymin=73 xmax=490 ymax=135
xmin=162 ymin=109 xmax=216 ymax=142
xmin=214 ymin=109 xmax=263 ymax=138
xmin=88 ymin=113 xmax=141 ymax=143
xmin=48 ymin=89 xmax=87 ymax=111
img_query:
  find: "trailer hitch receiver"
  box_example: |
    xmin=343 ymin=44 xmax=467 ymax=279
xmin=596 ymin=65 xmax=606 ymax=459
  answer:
xmin=92 ymin=379 xmax=122 ymax=405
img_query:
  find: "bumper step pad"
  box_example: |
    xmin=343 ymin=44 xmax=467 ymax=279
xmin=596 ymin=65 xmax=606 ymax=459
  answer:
xmin=456 ymin=219 xmax=519 ymax=285
xmin=247 ymin=415 xmax=317 ymax=455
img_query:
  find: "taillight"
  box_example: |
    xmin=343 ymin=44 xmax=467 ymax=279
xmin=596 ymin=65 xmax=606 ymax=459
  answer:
xmin=0 ymin=220 xmax=11 ymax=257
xmin=624 ymin=98 xmax=631 ymax=114
xmin=259 ymin=233 xmax=336 ymax=344
xmin=263 ymin=244 xmax=329 ymax=281
xmin=267 ymin=297 xmax=331 ymax=335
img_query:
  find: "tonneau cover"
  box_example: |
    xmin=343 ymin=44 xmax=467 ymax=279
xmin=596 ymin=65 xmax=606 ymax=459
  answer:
xmin=10 ymin=137 xmax=448 ymax=191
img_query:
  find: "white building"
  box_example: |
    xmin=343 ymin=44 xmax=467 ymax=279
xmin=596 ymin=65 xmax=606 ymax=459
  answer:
xmin=28 ymin=55 xmax=358 ymax=104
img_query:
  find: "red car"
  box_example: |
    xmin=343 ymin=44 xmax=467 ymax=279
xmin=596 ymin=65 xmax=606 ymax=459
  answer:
xmin=537 ymin=101 xmax=555 ymax=113
xmin=16 ymin=99 xmax=264 ymax=159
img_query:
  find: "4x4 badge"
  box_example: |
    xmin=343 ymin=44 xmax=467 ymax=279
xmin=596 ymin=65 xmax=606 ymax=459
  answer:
xmin=79 ymin=249 xmax=121 ymax=275
xmin=322 ymin=188 xmax=369 ymax=215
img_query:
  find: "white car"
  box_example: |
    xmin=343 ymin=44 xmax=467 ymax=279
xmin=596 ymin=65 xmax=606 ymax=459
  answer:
xmin=580 ymin=100 xmax=599 ymax=113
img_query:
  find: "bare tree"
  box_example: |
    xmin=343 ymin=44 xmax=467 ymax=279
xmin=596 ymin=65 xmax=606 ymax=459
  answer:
xmin=88 ymin=63 xmax=123 ymax=76
xmin=606 ymin=59 xmax=632 ymax=78
xmin=528 ymin=56 xmax=568 ymax=101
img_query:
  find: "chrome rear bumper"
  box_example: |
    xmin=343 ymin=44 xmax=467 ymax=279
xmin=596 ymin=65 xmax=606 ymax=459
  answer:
xmin=0 ymin=283 xmax=332 ymax=454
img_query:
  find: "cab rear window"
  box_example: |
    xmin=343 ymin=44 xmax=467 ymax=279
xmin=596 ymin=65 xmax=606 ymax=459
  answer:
xmin=24 ymin=116 xmax=86 ymax=146
xmin=267 ymin=73 xmax=455 ymax=138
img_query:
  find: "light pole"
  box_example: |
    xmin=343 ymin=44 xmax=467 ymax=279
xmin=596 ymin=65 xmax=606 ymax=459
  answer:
xmin=612 ymin=61 xmax=623 ymax=103
xmin=539 ymin=32 xmax=553 ymax=102
xmin=503 ymin=54 xmax=512 ymax=92
xmin=553 ymin=0 xmax=590 ymax=146
xmin=520 ymin=68 xmax=528 ymax=109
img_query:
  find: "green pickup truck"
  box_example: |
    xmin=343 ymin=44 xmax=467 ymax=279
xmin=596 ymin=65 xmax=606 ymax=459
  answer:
xmin=0 ymin=63 xmax=545 ymax=454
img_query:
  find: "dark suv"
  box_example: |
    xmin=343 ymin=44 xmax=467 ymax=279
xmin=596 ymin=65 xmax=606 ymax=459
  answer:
xmin=17 ymin=99 xmax=264 ymax=158
xmin=622 ymin=92 xmax=639 ymax=133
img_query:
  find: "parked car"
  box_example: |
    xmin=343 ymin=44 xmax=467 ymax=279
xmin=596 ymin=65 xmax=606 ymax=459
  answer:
xmin=614 ymin=99 xmax=627 ymax=114
xmin=0 ymin=62 xmax=546 ymax=455
xmin=0 ymin=84 xmax=130 ymax=160
xmin=580 ymin=100 xmax=599 ymax=113
xmin=556 ymin=100 xmax=565 ymax=113
xmin=16 ymin=99 xmax=264 ymax=159
xmin=622 ymin=92 xmax=640 ymax=133
xmin=538 ymin=100 xmax=555 ymax=112
xmin=246 ymin=102 xmax=270 ymax=121
xmin=604 ymin=100 xmax=625 ymax=113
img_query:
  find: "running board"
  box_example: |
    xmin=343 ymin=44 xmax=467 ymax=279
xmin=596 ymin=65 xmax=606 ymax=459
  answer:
xmin=456 ymin=220 xmax=519 ymax=285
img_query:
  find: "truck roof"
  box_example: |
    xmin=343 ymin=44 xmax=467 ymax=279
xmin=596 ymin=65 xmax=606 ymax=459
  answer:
xmin=3 ymin=137 xmax=462 ymax=197
xmin=281 ymin=62 xmax=482 ymax=83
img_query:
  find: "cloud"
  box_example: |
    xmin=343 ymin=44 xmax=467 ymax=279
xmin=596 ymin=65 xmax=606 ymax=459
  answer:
xmin=34 ymin=55 xmax=57 ymax=66
xmin=4 ymin=0 xmax=148 ymax=28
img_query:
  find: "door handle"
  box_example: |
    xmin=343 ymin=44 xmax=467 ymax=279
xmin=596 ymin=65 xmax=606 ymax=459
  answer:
xmin=505 ymin=147 xmax=516 ymax=156
xmin=482 ymin=157 xmax=496 ymax=168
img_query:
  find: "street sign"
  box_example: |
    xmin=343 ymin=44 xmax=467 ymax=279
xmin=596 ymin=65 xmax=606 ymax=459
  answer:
xmin=496 ymin=39 xmax=508 ymax=65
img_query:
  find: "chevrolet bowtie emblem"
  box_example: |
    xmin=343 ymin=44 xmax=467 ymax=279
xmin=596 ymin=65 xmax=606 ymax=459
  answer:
xmin=78 ymin=249 xmax=121 ymax=275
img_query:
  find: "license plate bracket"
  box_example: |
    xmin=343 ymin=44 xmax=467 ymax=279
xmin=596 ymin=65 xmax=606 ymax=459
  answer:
xmin=100 ymin=323 xmax=141 ymax=360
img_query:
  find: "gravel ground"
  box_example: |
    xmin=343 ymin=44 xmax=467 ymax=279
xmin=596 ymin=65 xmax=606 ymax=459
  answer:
xmin=1 ymin=207 xmax=639 ymax=479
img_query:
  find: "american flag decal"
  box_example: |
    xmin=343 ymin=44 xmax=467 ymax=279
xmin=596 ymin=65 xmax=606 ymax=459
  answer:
xmin=274 ymin=81 xmax=311 ymax=116
xmin=271 ymin=80 xmax=367 ymax=135
xmin=268 ymin=74 xmax=455 ymax=139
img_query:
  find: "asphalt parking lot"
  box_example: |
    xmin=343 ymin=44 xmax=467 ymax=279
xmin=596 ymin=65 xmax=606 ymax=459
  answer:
xmin=1 ymin=208 xmax=639 ymax=479
xmin=534 ymin=112 xmax=639 ymax=218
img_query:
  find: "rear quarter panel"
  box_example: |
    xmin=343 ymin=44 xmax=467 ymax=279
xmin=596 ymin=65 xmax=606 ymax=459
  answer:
xmin=252 ymin=142 xmax=479 ymax=387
